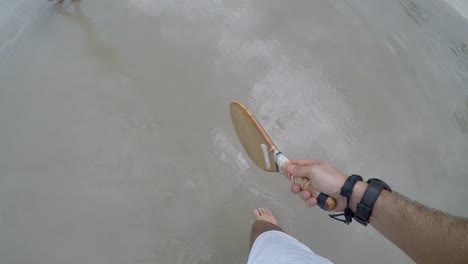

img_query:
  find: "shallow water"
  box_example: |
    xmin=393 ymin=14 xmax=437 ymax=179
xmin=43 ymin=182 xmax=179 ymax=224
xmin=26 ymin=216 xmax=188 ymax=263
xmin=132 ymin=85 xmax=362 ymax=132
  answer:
xmin=0 ymin=0 xmax=467 ymax=263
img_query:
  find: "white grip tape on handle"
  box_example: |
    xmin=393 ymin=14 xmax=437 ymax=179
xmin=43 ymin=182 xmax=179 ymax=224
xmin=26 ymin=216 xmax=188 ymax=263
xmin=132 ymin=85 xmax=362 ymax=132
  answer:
xmin=274 ymin=150 xmax=304 ymax=187
xmin=273 ymin=150 xmax=291 ymax=179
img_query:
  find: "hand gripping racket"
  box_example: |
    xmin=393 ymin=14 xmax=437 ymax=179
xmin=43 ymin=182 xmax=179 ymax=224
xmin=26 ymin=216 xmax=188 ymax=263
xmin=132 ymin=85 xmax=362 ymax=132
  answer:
xmin=230 ymin=101 xmax=336 ymax=211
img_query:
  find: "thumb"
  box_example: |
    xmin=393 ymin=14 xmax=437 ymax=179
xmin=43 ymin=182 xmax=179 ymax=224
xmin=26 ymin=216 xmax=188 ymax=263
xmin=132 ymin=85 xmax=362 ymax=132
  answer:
xmin=287 ymin=164 xmax=312 ymax=178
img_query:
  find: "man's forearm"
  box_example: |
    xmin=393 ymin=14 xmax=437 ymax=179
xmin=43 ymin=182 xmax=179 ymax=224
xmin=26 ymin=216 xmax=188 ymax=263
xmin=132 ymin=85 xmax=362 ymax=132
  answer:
xmin=351 ymin=184 xmax=468 ymax=263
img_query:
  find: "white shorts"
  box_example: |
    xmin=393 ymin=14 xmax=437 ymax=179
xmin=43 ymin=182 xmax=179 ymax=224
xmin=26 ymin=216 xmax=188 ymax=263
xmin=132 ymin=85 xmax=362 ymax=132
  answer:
xmin=247 ymin=231 xmax=333 ymax=264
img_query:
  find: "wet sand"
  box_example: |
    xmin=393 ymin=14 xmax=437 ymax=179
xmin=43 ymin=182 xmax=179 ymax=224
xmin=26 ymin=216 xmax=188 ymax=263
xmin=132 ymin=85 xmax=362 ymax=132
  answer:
xmin=1 ymin=0 xmax=467 ymax=263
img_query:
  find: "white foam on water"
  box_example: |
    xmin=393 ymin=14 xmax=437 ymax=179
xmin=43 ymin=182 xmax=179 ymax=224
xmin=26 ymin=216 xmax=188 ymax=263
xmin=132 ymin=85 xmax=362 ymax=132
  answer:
xmin=443 ymin=0 xmax=468 ymax=21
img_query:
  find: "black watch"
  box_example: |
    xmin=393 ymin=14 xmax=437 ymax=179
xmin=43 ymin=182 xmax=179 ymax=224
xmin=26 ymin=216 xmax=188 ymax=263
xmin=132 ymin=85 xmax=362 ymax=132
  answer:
xmin=354 ymin=178 xmax=392 ymax=226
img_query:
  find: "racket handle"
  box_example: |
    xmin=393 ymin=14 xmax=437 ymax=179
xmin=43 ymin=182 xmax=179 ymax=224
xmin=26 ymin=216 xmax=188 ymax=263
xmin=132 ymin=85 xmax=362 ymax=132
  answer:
xmin=274 ymin=151 xmax=337 ymax=211
xmin=291 ymin=176 xmax=336 ymax=211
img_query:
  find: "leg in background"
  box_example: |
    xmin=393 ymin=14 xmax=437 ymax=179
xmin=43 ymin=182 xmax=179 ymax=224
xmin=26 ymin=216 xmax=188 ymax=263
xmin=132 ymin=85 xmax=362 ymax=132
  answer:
xmin=250 ymin=208 xmax=284 ymax=248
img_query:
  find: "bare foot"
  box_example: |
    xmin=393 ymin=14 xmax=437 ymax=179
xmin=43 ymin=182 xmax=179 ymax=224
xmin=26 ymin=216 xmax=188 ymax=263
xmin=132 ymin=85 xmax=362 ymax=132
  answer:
xmin=253 ymin=208 xmax=278 ymax=225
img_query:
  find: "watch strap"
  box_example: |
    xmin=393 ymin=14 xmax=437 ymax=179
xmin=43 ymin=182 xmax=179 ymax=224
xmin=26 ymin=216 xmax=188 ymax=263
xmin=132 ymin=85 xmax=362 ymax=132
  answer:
xmin=355 ymin=178 xmax=391 ymax=226
xmin=341 ymin=174 xmax=363 ymax=198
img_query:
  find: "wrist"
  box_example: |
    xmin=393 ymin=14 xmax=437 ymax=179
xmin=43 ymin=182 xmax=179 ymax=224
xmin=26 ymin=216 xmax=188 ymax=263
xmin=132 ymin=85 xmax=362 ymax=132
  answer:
xmin=350 ymin=181 xmax=367 ymax=212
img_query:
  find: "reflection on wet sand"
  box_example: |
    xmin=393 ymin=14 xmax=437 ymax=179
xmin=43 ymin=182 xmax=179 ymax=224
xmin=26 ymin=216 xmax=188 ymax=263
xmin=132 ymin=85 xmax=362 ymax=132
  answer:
xmin=454 ymin=96 xmax=468 ymax=135
xmin=400 ymin=0 xmax=431 ymax=26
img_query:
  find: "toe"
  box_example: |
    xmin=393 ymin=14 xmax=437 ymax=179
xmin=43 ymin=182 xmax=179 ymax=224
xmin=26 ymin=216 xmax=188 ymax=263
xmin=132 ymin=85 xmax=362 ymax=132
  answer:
xmin=254 ymin=209 xmax=261 ymax=218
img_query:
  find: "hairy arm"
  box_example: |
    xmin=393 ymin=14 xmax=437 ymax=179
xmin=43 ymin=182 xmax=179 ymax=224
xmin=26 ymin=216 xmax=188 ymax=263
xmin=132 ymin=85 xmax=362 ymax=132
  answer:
xmin=365 ymin=188 xmax=468 ymax=263
xmin=288 ymin=161 xmax=468 ymax=264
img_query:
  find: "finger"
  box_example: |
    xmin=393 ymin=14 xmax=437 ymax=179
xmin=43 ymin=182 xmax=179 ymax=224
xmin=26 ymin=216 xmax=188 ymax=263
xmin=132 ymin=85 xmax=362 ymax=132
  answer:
xmin=289 ymin=160 xmax=321 ymax=166
xmin=301 ymin=190 xmax=312 ymax=200
xmin=298 ymin=191 xmax=307 ymax=201
xmin=291 ymin=184 xmax=301 ymax=193
xmin=287 ymin=163 xmax=315 ymax=177
xmin=299 ymin=190 xmax=312 ymax=201
xmin=305 ymin=197 xmax=318 ymax=207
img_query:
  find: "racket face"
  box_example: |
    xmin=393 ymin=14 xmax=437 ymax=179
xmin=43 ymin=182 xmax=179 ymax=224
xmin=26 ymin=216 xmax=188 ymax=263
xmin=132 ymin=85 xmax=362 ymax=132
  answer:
xmin=230 ymin=102 xmax=278 ymax=172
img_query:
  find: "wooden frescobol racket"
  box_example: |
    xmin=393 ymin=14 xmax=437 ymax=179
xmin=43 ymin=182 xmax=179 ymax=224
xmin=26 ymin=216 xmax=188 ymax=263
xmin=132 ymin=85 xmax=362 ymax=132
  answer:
xmin=230 ymin=101 xmax=336 ymax=211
